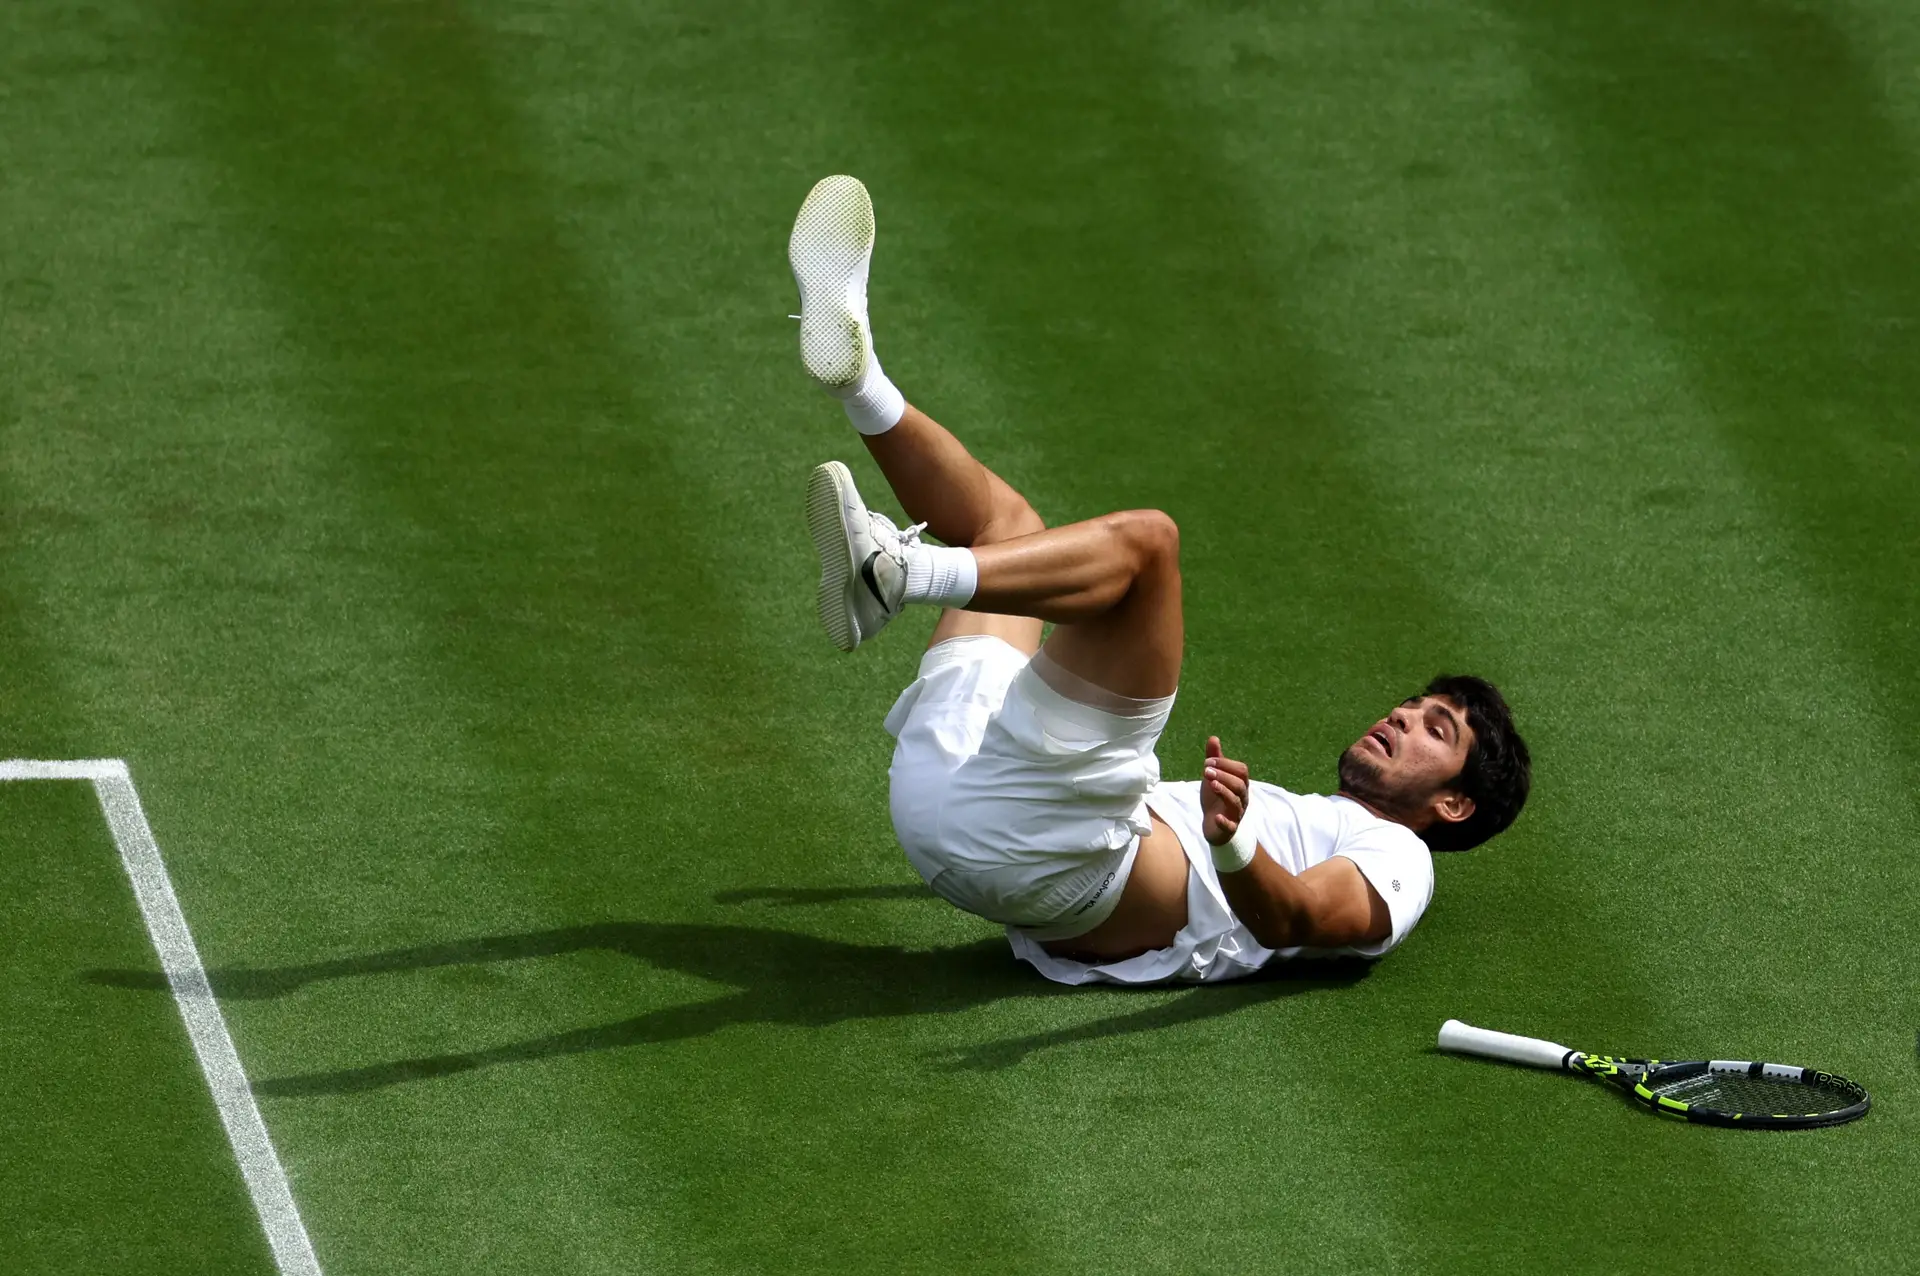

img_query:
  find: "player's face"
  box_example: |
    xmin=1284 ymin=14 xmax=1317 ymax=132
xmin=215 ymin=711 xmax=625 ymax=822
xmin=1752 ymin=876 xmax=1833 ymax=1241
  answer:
xmin=1338 ymin=695 xmax=1477 ymax=828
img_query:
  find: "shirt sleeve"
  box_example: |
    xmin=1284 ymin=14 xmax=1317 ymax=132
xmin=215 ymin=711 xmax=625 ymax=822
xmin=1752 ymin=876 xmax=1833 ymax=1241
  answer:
xmin=1331 ymin=825 xmax=1435 ymax=959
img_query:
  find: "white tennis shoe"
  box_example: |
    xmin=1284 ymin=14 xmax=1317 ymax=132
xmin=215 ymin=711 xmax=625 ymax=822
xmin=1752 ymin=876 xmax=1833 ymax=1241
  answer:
xmin=788 ymin=175 xmax=876 ymax=392
xmin=806 ymin=459 xmax=921 ymax=652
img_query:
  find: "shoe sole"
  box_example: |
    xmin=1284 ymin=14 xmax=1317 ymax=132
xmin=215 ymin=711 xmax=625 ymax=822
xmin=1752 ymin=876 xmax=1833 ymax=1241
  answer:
xmin=789 ymin=175 xmax=874 ymax=390
xmin=807 ymin=460 xmax=861 ymax=652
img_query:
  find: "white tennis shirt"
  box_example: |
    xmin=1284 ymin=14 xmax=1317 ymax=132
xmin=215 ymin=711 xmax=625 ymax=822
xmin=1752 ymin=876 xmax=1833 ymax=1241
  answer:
xmin=1006 ymin=781 xmax=1435 ymax=985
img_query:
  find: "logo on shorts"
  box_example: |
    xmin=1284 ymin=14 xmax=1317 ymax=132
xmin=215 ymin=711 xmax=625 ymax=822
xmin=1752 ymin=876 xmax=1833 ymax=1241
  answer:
xmin=1073 ymin=869 xmax=1119 ymax=915
xmin=1391 ymin=879 xmax=1401 ymax=892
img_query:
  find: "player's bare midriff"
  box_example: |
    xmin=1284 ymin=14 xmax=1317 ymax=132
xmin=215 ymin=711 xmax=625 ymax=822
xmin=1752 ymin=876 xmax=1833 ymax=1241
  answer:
xmin=1040 ymin=812 xmax=1190 ymax=963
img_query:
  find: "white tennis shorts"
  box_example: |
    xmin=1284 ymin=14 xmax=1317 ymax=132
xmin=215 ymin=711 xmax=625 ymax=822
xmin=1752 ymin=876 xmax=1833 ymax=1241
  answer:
xmin=883 ymin=635 xmax=1173 ymax=940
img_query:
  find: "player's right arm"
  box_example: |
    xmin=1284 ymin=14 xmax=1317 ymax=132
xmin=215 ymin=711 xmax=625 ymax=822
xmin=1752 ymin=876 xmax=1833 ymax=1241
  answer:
xmin=1200 ymin=738 xmax=1391 ymax=949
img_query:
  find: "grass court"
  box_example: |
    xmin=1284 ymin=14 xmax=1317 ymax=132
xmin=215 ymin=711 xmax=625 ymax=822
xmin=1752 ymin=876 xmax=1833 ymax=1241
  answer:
xmin=3 ymin=1 xmax=1917 ymax=1271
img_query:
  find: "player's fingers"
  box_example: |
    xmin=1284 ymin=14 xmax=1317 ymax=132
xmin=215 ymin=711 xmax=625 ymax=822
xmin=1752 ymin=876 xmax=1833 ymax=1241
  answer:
xmin=1206 ymin=736 xmax=1222 ymax=761
xmin=1207 ymin=770 xmax=1241 ymax=802
xmin=1210 ymin=778 xmax=1244 ymax=814
xmin=1216 ymin=755 xmax=1250 ymax=780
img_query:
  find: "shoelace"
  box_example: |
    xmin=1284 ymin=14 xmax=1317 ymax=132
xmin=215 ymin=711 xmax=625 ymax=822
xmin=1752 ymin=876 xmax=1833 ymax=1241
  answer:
xmin=871 ymin=514 xmax=927 ymax=567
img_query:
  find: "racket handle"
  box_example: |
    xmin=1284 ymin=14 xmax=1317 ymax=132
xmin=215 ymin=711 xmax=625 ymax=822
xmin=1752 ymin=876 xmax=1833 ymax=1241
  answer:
xmin=1437 ymin=1019 xmax=1576 ymax=1071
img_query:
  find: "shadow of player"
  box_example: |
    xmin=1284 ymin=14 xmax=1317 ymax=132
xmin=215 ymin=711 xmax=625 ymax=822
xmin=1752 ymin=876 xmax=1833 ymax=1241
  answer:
xmin=87 ymin=887 xmax=1367 ymax=1095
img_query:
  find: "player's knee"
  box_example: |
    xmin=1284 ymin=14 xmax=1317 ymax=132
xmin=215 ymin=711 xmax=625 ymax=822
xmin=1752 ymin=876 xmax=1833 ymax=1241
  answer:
xmin=1112 ymin=508 xmax=1180 ymax=569
xmin=1149 ymin=509 xmax=1181 ymax=560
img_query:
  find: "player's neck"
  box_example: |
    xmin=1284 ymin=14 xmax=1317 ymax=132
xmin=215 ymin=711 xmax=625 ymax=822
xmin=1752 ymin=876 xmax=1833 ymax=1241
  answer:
xmin=1335 ymin=789 xmax=1409 ymax=828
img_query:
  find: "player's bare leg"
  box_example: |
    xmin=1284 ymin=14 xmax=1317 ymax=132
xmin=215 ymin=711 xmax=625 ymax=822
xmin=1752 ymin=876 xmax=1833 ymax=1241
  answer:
xmin=859 ymin=403 xmax=1046 ymax=657
xmin=859 ymin=402 xmax=1183 ymax=699
xmin=789 ymin=174 xmax=1175 ymax=686
xmin=790 ymin=164 xmax=1179 ymax=684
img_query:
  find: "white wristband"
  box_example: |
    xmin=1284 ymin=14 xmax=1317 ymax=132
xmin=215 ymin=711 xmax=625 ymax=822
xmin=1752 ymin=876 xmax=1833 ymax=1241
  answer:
xmin=1212 ymin=820 xmax=1259 ymax=874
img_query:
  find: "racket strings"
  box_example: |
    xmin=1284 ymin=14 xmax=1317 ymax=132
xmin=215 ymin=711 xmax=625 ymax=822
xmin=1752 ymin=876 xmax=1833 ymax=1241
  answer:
xmin=1647 ymin=1071 xmax=1861 ymax=1117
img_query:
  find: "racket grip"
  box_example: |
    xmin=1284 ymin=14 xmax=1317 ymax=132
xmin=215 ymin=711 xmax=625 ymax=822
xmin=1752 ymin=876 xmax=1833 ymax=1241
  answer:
xmin=1437 ymin=1019 xmax=1575 ymax=1071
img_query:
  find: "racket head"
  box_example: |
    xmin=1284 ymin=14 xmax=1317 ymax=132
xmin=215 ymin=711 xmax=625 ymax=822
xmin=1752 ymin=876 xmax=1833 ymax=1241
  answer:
xmin=1627 ymin=1060 xmax=1870 ymax=1129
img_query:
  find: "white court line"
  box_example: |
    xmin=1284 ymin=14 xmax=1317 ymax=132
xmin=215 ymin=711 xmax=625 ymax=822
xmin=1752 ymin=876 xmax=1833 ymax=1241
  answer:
xmin=0 ymin=758 xmax=126 ymax=781
xmin=2 ymin=759 xmax=322 ymax=1276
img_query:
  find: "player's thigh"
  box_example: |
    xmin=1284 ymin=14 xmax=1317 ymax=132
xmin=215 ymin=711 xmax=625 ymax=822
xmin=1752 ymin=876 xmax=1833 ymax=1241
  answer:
xmin=928 ymin=607 xmax=1043 ymax=656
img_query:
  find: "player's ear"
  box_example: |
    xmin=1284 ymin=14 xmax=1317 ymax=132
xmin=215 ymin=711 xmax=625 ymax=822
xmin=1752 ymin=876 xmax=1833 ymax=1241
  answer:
xmin=1433 ymin=790 xmax=1475 ymax=825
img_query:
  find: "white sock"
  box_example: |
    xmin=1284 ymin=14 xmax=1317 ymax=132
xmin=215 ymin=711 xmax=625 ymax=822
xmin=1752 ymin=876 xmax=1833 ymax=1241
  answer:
xmin=834 ymin=354 xmax=906 ymax=435
xmin=903 ymin=542 xmax=978 ymax=607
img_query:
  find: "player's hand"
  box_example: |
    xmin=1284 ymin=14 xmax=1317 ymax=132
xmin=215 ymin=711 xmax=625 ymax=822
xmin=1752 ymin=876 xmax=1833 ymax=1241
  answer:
xmin=1200 ymin=736 xmax=1251 ymax=846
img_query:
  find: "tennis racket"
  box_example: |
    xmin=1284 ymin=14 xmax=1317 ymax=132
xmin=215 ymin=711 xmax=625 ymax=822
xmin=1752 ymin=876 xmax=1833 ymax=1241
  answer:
xmin=1437 ymin=1019 xmax=1869 ymax=1129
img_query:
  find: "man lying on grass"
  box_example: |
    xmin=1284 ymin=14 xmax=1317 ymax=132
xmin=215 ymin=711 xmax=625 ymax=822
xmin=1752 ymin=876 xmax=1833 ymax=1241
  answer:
xmin=790 ymin=176 xmax=1531 ymax=985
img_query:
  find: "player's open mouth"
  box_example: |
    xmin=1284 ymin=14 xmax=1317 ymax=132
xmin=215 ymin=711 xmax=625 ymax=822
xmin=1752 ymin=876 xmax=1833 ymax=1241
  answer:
xmin=1367 ymin=727 xmax=1393 ymax=757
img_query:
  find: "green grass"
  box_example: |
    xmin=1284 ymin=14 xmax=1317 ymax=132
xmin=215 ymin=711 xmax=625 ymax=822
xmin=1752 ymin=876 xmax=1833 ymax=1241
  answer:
xmin=0 ymin=783 xmax=269 ymax=1271
xmin=2 ymin=0 xmax=1916 ymax=1271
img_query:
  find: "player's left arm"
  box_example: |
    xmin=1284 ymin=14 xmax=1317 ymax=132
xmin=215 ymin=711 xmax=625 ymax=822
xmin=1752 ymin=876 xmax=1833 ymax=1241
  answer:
xmin=1200 ymin=738 xmax=1392 ymax=949
xmin=1220 ymin=852 xmax=1390 ymax=949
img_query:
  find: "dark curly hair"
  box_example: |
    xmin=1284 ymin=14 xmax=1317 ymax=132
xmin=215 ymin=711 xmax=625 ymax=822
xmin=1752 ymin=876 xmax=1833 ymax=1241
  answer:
xmin=1420 ymin=674 xmax=1531 ymax=852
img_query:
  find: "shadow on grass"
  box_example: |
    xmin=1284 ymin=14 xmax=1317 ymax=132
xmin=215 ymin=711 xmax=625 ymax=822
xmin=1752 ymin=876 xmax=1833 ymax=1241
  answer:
xmin=88 ymin=895 xmax=1367 ymax=1093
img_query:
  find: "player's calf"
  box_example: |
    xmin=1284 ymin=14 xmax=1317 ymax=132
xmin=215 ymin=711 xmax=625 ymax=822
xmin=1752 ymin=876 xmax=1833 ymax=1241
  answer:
xmin=967 ymin=508 xmax=1178 ymax=623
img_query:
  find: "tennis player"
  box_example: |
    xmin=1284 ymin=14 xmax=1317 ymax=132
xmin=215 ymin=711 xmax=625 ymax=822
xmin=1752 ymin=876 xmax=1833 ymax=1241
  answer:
xmin=791 ymin=176 xmax=1530 ymax=985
